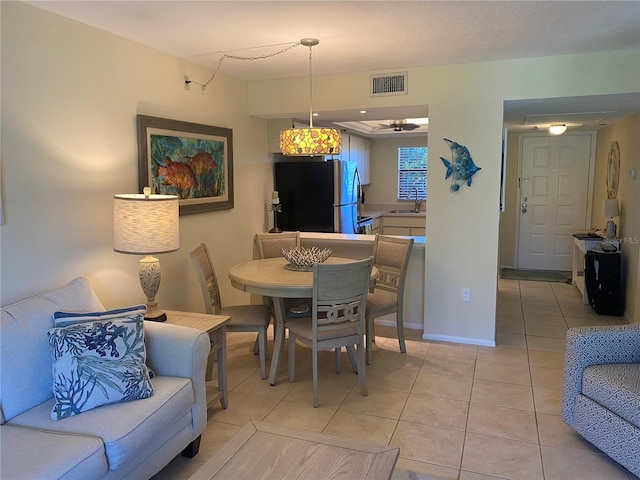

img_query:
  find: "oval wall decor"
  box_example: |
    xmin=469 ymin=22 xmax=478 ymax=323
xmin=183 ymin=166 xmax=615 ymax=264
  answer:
xmin=607 ymin=141 xmax=620 ymax=199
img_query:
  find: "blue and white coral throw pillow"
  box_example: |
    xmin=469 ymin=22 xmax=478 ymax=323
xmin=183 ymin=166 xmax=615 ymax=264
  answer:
xmin=53 ymin=304 xmax=147 ymax=327
xmin=47 ymin=312 xmax=154 ymax=420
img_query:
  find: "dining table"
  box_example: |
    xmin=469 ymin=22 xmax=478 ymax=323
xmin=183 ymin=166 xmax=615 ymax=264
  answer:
xmin=228 ymin=256 xmax=378 ymax=386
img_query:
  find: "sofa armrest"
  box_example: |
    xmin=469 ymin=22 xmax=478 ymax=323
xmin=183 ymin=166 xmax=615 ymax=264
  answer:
xmin=561 ymin=324 xmax=640 ymax=426
xmin=143 ymin=322 xmax=211 ymax=439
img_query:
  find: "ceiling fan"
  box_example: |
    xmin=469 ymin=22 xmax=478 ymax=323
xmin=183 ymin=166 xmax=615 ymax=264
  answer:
xmin=380 ymin=119 xmax=421 ymax=132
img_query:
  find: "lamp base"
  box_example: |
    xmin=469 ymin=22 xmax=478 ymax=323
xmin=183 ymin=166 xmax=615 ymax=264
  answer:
xmin=606 ymin=219 xmax=617 ymax=240
xmin=144 ymin=311 xmax=167 ymax=322
xmin=139 ymin=255 xmax=166 ymax=322
xmin=144 ymin=298 xmax=166 ymax=322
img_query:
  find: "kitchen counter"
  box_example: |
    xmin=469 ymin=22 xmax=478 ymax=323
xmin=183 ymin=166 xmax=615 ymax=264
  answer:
xmin=299 ymin=232 xmax=425 ymax=247
xmin=299 ymin=232 xmax=425 ymax=333
xmin=363 ymin=210 xmax=426 ymax=218
xmin=382 ymin=211 xmax=426 ymax=217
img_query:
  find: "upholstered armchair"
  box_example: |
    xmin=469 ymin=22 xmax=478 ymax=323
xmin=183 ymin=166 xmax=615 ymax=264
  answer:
xmin=561 ymin=324 xmax=640 ymax=476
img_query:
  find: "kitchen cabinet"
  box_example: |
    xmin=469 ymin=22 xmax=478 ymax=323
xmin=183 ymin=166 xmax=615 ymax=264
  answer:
xmin=326 ymin=133 xmax=370 ymax=184
xmin=326 ymin=133 xmax=348 ymax=162
xmin=349 ymin=135 xmax=371 ymax=184
xmin=381 ymin=215 xmax=426 ymax=236
xmin=372 ymin=217 xmax=381 ymax=234
xmin=360 ymin=137 xmax=371 ymax=185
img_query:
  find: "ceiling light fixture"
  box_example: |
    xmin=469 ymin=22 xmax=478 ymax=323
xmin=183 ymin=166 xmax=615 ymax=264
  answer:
xmin=279 ymin=39 xmax=341 ymax=156
xmin=549 ymin=124 xmax=567 ymax=135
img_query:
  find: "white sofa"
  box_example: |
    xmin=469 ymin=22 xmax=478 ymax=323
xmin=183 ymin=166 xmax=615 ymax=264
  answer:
xmin=0 ymin=277 xmax=211 ymax=479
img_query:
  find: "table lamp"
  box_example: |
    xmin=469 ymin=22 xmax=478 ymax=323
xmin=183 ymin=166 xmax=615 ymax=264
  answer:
xmin=602 ymin=198 xmax=620 ymax=240
xmin=114 ymin=187 xmax=179 ymax=322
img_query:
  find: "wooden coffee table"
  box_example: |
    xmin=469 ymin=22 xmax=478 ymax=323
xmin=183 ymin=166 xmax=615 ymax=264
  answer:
xmin=189 ymin=421 xmax=399 ymax=480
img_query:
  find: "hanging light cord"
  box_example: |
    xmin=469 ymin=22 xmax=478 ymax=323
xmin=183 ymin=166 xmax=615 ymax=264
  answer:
xmin=307 ymin=42 xmax=314 ymax=128
xmin=186 ymin=41 xmax=301 ymax=92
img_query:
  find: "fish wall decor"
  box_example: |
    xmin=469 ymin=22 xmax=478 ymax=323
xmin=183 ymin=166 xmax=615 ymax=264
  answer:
xmin=440 ymin=138 xmax=481 ymax=192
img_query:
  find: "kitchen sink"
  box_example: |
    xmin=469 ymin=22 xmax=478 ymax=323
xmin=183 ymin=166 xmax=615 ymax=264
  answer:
xmin=388 ymin=209 xmax=424 ymax=214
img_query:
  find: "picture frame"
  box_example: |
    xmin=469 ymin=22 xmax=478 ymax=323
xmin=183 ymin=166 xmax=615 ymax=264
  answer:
xmin=137 ymin=115 xmax=234 ymax=215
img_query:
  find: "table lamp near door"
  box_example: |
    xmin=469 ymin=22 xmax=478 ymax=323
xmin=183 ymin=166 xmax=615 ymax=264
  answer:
xmin=603 ymin=199 xmax=620 ymax=240
xmin=113 ymin=187 xmax=179 ymax=322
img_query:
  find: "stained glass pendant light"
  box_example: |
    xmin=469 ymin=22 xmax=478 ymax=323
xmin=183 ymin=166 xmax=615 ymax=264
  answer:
xmin=280 ymin=38 xmax=341 ymax=156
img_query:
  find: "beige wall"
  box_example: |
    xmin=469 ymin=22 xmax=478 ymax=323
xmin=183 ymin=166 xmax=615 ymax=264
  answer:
xmin=498 ymin=131 xmax=520 ymax=268
xmin=499 ymin=114 xmax=639 ymax=323
xmin=3 ymin=2 xmax=638 ymax=341
xmin=591 ymin=114 xmax=640 ymax=323
xmin=250 ymin=49 xmax=640 ymax=345
xmin=1 ymin=2 xmax=272 ymax=310
xmin=499 ymin=130 xmax=598 ymax=268
xmin=365 ymin=136 xmax=428 ymax=209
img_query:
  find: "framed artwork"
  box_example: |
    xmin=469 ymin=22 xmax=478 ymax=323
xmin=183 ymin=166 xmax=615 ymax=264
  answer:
xmin=137 ymin=115 xmax=234 ymax=215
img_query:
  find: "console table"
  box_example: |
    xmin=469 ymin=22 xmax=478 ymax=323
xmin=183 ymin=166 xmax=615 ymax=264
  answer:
xmin=572 ymin=236 xmax=619 ymax=304
xmin=165 ymin=310 xmax=230 ymax=409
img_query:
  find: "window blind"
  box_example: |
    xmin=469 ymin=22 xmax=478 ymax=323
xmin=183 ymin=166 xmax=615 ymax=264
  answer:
xmin=398 ymin=147 xmax=427 ymax=200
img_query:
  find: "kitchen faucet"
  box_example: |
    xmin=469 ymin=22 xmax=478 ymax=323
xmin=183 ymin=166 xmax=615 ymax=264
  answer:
xmin=408 ymin=187 xmax=422 ymax=213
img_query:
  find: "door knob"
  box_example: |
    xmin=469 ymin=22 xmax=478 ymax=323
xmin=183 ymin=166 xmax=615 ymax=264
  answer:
xmin=521 ymin=203 xmax=528 ymax=213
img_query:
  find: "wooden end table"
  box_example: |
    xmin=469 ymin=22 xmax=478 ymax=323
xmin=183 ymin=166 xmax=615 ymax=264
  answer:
xmin=165 ymin=310 xmax=230 ymax=409
xmin=189 ymin=420 xmax=399 ymax=480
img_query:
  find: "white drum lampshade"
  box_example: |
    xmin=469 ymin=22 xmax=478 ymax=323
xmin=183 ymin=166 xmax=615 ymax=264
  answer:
xmin=114 ymin=188 xmax=179 ymax=321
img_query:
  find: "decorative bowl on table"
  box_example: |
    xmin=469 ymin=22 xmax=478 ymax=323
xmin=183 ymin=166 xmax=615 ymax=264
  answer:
xmin=281 ymin=246 xmax=332 ymax=271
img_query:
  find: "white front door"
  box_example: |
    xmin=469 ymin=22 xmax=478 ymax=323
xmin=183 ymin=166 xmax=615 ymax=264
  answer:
xmin=517 ymin=134 xmax=594 ymax=271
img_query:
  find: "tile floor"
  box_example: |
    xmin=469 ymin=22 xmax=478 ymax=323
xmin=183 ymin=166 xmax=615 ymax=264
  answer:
xmin=153 ymin=279 xmax=638 ymax=480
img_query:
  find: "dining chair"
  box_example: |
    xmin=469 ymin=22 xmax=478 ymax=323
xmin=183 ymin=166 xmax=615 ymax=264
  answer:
xmin=254 ymin=231 xmax=300 ymax=259
xmin=287 ymin=257 xmax=374 ymax=407
xmin=190 ymin=243 xmax=272 ymax=380
xmin=365 ymin=234 xmax=414 ymax=364
xmin=254 ymin=232 xmax=310 ymax=316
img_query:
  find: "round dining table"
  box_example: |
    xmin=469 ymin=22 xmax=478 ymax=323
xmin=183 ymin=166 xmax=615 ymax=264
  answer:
xmin=228 ymin=256 xmax=378 ymax=386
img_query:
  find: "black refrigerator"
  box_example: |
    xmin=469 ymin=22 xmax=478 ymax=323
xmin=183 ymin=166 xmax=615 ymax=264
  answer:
xmin=275 ymin=160 xmax=360 ymax=233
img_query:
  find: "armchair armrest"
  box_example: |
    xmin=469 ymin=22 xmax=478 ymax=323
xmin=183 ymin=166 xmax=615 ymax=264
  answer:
xmin=143 ymin=322 xmax=211 ymax=437
xmin=561 ymin=324 xmax=640 ymax=426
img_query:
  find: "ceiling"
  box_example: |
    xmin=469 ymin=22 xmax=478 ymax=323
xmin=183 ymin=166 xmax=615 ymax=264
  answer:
xmin=27 ymin=1 xmax=640 ymax=136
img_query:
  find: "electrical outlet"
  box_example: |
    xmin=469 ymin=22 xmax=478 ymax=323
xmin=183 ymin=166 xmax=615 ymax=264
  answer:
xmin=184 ymin=75 xmax=190 ymax=91
xmin=462 ymin=288 xmax=471 ymax=302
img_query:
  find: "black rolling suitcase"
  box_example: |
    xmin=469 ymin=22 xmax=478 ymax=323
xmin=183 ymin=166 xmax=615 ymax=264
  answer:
xmin=585 ymin=245 xmax=623 ymax=316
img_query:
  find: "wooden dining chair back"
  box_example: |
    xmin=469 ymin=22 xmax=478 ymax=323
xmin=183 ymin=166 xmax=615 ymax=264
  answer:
xmin=190 ymin=243 xmax=272 ymax=379
xmin=254 ymin=231 xmax=300 ymax=259
xmin=287 ymin=257 xmax=374 ymax=407
xmin=365 ymin=235 xmax=414 ymax=364
xmin=191 ymin=243 xmax=222 ymax=314
xmin=254 ymin=231 xmax=310 ymax=317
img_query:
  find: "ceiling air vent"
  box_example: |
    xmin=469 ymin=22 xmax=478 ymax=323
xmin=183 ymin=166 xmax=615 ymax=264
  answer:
xmin=370 ymin=72 xmax=408 ymax=97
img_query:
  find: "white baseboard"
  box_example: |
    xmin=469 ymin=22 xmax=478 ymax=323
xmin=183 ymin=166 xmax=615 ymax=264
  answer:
xmin=374 ymin=318 xmax=423 ymax=331
xmin=421 ymin=333 xmax=496 ymax=347
xmin=374 ymin=317 xmax=496 ymax=346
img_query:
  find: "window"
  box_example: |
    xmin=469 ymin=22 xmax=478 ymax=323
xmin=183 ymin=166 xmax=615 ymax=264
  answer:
xmin=398 ymin=147 xmax=427 ymax=200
